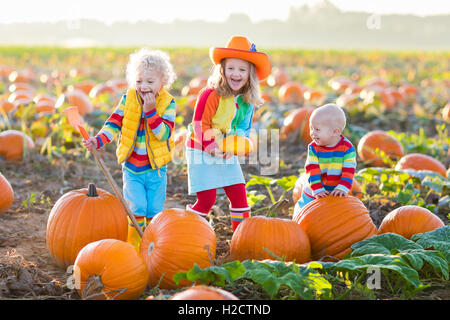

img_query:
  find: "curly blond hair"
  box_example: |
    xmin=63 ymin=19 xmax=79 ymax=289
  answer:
xmin=126 ymin=48 xmax=176 ymax=89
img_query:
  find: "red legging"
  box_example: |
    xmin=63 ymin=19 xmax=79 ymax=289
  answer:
xmin=191 ymin=183 xmax=248 ymax=214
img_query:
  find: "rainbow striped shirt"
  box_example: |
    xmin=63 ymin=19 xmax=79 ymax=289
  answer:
xmin=95 ymin=94 xmax=176 ymax=174
xmin=304 ymin=135 xmax=356 ymax=196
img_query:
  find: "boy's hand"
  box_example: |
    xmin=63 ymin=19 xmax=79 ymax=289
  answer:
xmin=142 ymin=92 xmax=156 ymax=113
xmin=330 ymin=189 xmax=347 ymax=197
xmin=82 ymin=137 xmax=98 ymax=150
xmin=315 ymin=190 xmax=329 ymax=198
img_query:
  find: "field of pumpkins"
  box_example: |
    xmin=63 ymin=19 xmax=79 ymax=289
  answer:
xmin=0 ymin=47 xmax=449 ymax=300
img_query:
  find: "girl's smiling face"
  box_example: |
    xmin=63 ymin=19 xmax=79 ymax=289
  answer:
xmin=224 ymin=58 xmax=250 ymax=94
xmin=135 ymin=68 xmax=163 ymax=99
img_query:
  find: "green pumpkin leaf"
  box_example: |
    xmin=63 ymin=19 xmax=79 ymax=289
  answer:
xmin=411 ymin=226 xmax=450 ymax=261
xmin=350 ymin=233 xmax=422 ymax=256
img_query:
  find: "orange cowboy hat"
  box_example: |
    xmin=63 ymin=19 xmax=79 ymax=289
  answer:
xmin=209 ymin=35 xmax=271 ymax=81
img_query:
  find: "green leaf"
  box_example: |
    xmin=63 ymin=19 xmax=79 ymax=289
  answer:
xmin=411 ymin=226 xmax=450 ymax=261
xmin=246 ymin=174 xmax=274 ymax=187
xmin=350 ymin=233 xmax=422 ymax=257
xmin=398 ymin=249 xmax=449 ymax=280
xmin=247 ymin=190 xmax=267 ymax=207
xmin=334 ymin=254 xmax=423 ymax=288
xmin=242 ymin=260 xmax=332 ymax=300
xmin=275 ymin=175 xmax=298 ymax=191
xmin=173 ymin=260 xmax=246 ymax=287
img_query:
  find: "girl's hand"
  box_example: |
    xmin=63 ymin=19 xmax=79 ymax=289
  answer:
xmin=330 ymin=189 xmax=347 ymax=197
xmin=315 ymin=190 xmax=329 ymax=198
xmin=208 ymin=147 xmax=233 ymax=159
xmin=82 ymin=137 xmax=98 ymax=150
xmin=142 ymin=92 xmax=156 ymax=113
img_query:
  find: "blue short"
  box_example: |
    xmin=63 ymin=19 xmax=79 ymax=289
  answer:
xmin=122 ymin=166 xmax=167 ymax=219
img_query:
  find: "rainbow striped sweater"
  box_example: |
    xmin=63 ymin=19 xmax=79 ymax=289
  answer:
xmin=304 ymin=135 xmax=356 ymax=196
xmin=95 ymin=93 xmax=176 ymax=174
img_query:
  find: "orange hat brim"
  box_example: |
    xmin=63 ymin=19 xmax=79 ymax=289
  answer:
xmin=209 ymin=47 xmax=271 ymax=81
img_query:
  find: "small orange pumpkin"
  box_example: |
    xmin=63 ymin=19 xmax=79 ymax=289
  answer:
xmin=0 ymin=130 xmax=34 ymax=161
xmin=55 ymin=89 xmax=94 ymax=115
xmin=398 ymin=84 xmax=419 ymax=96
xmin=442 ymin=103 xmax=450 ymax=122
xmin=394 ymin=153 xmax=447 ymax=178
xmin=74 ymin=239 xmax=149 ymax=300
xmin=0 ymin=100 xmax=16 ymax=113
xmin=220 ymin=135 xmax=253 ymax=156
xmin=169 ymin=285 xmax=239 ymax=300
xmin=280 ymin=106 xmax=314 ymax=143
xmin=357 ymin=130 xmax=404 ymax=167
xmin=378 ymin=205 xmax=444 ymax=239
xmin=140 ymin=208 xmax=216 ymax=289
xmin=303 ymin=89 xmax=324 ymax=103
xmin=67 ymin=81 xmax=96 ymax=96
xmin=293 ymin=196 xmax=377 ymax=261
xmin=0 ymin=172 xmax=14 ymax=213
xmin=266 ymin=67 xmax=290 ymax=87
xmin=46 ymin=184 xmax=128 ymax=269
xmin=89 ymin=83 xmax=116 ymax=99
xmin=278 ymin=82 xmax=304 ymax=104
xmin=230 ymin=216 xmax=311 ymax=263
xmin=181 ymin=76 xmax=208 ymax=96
xmin=328 ymin=76 xmax=353 ymax=93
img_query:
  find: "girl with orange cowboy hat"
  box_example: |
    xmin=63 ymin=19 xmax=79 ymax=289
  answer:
xmin=185 ymin=35 xmax=271 ymax=231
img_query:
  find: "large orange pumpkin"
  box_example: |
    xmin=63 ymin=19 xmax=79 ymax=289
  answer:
xmin=357 ymin=130 xmax=404 ymax=167
xmin=55 ymin=89 xmax=93 ymax=115
xmin=220 ymin=135 xmax=253 ymax=156
xmin=0 ymin=130 xmax=34 ymax=161
xmin=280 ymin=106 xmax=314 ymax=143
xmin=140 ymin=208 xmax=216 ymax=289
xmin=292 ymin=196 xmax=377 ymax=261
xmin=394 ymin=153 xmax=447 ymax=178
xmin=74 ymin=239 xmax=149 ymax=300
xmin=378 ymin=205 xmax=444 ymax=239
xmin=169 ymin=285 xmax=239 ymax=300
xmin=292 ymin=174 xmax=363 ymax=204
xmin=46 ymin=184 xmax=128 ymax=269
xmin=230 ymin=216 xmax=311 ymax=263
xmin=0 ymin=172 xmax=14 ymax=213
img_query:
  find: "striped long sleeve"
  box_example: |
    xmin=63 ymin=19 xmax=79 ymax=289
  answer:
xmin=95 ymin=95 xmax=126 ymax=149
xmin=145 ymin=98 xmax=176 ymax=141
xmin=304 ymin=136 xmax=356 ymax=196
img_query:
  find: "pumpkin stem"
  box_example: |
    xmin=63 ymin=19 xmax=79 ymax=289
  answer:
xmin=87 ymin=183 xmax=98 ymax=197
xmin=82 ymin=275 xmax=104 ymax=300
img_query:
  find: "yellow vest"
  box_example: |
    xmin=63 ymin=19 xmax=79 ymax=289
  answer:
xmin=116 ymin=88 xmax=175 ymax=170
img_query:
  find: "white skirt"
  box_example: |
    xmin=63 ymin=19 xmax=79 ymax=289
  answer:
xmin=185 ymin=147 xmax=245 ymax=195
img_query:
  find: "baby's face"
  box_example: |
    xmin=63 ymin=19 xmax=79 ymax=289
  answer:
xmin=224 ymin=58 xmax=250 ymax=94
xmin=135 ymin=69 xmax=163 ymax=99
xmin=309 ymin=115 xmax=338 ymax=147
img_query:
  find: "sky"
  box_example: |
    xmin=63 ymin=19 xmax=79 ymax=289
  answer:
xmin=1 ymin=0 xmax=449 ymax=24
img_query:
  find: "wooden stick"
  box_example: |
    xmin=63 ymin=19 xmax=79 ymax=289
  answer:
xmin=90 ymin=145 xmax=144 ymax=237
